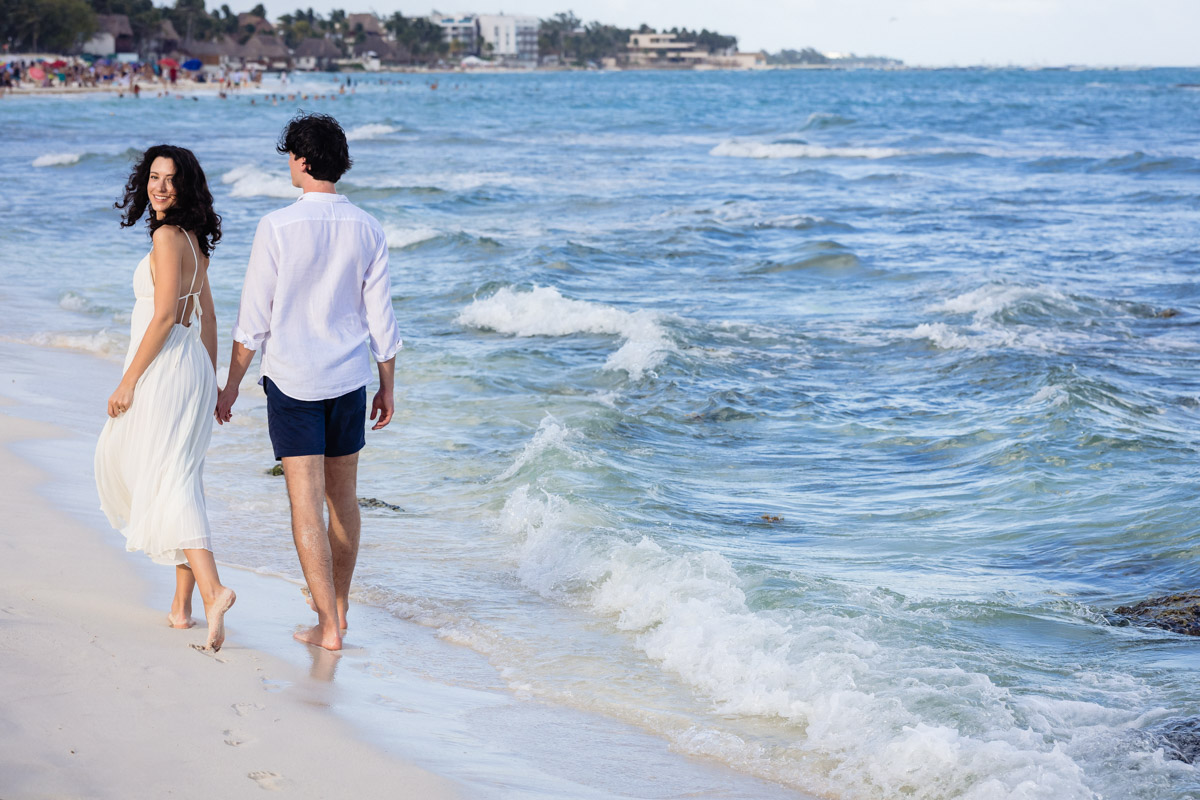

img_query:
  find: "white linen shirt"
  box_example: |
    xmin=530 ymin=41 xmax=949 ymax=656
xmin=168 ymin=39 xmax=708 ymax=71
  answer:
xmin=232 ymin=192 xmax=402 ymax=401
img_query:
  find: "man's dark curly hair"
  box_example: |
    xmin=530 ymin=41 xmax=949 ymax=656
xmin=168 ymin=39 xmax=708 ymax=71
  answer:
xmin=276 ymin=112 xmax=352 ymax=183
xmin=115 ymin=144 xmax=222 ymax=257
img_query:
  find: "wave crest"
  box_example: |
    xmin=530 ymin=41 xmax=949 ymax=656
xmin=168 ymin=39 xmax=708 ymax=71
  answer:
xmin=33 ymin=152 xmax=83 ymax=167
xmin=345 ymin=123 xmax=399 ymax=141
xmin=711 ymin=140 xmax=903 ymax=159
xmin=220 ymin=164 xmax=298 ymax=199
xmin=457 ymin=286 xmax=674 ymax=379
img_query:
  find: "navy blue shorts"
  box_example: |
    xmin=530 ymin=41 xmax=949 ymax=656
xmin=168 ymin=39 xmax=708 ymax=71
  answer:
xmin=264 ymin=377 xmax=366 ymax=460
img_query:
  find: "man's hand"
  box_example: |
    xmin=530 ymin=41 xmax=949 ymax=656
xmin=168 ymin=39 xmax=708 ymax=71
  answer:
xmin=370 ymin=387 xmax=393 ymax=430
xmin=215 ymin=384 xmax=239 ymax=425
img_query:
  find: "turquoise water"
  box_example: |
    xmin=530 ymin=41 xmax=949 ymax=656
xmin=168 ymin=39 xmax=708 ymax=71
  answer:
xmin=3 ymin=69 xmax=1199 ymax=799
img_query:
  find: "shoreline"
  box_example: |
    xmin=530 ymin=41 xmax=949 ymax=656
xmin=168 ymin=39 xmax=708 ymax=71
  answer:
xmin=0 ymin=338 xmax=814 ymax=799
xmin=2 ymin=62 xmax=1187 ymax=97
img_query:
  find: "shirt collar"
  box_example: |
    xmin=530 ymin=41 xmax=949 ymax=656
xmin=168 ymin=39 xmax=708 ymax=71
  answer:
xmin=298 ymin=192 xmax=348 ymax=203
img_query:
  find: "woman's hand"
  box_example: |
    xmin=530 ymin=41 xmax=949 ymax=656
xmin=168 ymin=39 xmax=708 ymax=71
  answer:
xmin=107 ymin=381 xmax=135 ymax=418
xmin=215 ymin=384 xmax=238 ymax=424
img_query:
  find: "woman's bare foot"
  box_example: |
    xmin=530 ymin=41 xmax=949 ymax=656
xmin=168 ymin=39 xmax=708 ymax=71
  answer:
xmin=293 ymin=623 xmax=342 ymax=651
xmin=301 ymin=586 xmax=348 ymax=632
xmin=166 ymin=611 xmax=196 ymax=629
xmin=203 ymin=587 xmax=237 ymax=652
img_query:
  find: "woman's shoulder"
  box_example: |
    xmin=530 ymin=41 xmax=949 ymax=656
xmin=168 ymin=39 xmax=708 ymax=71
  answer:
xmin=151 ymin=225 xmax=188 ymax=247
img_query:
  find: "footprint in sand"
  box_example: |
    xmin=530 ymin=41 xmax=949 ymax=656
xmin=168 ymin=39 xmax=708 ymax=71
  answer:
xmin=232 ymin=702 xmax=265 ymax=716
xmin=248 ymin=770 xmax=285 ymax=790
xmin=223 ymin=729 xmax=254 ymax=747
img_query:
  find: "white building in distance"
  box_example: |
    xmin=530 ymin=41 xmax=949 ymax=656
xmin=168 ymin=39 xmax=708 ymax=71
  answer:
xmin=430 ymin=12 xmax=478 ymax=55
xmin=475 ymin=14 xmax=538 ymax=66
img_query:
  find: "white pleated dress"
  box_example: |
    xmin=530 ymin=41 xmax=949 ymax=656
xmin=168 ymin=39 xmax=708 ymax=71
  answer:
xmin=95 ymin=233 xmax=217 ymax=566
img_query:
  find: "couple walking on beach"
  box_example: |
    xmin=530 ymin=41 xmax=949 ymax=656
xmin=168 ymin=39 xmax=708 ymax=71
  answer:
xmin=94 ymin=112 xmax=401 ymax=653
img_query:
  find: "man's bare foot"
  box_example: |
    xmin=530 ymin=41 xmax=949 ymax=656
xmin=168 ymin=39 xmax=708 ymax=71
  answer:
xmin=203 ymin=587 xmax=237 ymax=652
xmin=167 ymin=612 xmax=195 ymax=629
xmin=293 ymin=623 xmax=342 ymax=651
xmin=301 ymin=586 xmax=348 ymax=632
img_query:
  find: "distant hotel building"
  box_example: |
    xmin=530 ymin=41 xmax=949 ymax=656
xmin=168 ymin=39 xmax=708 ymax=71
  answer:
xmin=429 ymin=12 xmax=478 ymax=55
xmin=474 ymin=14 xmax=539 ymax=66
xmin=624 ymin=32 xmax=765 ymax=70
xmin=626 ymin=32 xmax=709 ymax=67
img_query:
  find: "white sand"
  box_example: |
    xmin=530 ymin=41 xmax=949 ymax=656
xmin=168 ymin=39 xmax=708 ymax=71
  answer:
xmin=0 ymin=408 xmax=461 ymax=798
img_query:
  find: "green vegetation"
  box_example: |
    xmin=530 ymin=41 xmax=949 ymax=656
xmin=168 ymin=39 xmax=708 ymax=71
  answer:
xmin=382 ymin=13 xmax=446 ymax=63
xmin=1 ymin=0 xmax=96 ymax=53
xmin=0 ymin=0 xmax=755 ymax=68
xmin=767 ymin=48 xmax=829 ymax=66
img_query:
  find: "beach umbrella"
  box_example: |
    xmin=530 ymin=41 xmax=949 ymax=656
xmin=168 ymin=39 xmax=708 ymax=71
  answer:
xmin=159 ymin=57 xmax=180 ymax=68
xmin=47 ymin=59 xmax=67 ymax=68
xmin=28 ymin=66 xmax=45 ymax=80
xmin=182 ymin=58 xmax=202 ymax=71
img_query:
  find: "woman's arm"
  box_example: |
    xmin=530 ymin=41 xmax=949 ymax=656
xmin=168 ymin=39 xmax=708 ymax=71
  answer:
xmin=198 ymin=271 xmax=218 ymax=373
xmin=106 ymin=227 xmax=184 ymax=418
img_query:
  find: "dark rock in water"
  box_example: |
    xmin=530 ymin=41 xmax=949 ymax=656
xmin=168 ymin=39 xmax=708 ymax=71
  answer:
xmin=358 ymin=497 xmax=405 ymax=513
xmin=1114 ymin=591 xmax=1200 ymax=636
xmin=1155 ymin=308 xmax=1179 ymax=318
xmin=266 ymin=464 xmax=284 ymax=476
xmin=1138 ymin=717 xmax=1200 ymax=764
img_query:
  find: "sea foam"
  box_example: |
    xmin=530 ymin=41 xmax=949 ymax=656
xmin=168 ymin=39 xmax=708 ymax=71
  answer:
xmin=929 ymin=284 xmax=1074 ymax=321
xmin=496 ymin=483 xmax=1112 ymax=800
xmin=220 ymin=164 xmax=299 ymax=199
xmin=345 ymin=123 xmax=399 ymax=141
xmin=383 ymin=224 xmax=439 ymax=249
xmin=711 ymin=141 xmax=903 ymax=159
xmin=457 ymin=286 xmax=674 ymax=379
xmin=33 ymin=152 xmax=83 ymax=167
xmin=28 ymin=329 xmax=126 ymax=357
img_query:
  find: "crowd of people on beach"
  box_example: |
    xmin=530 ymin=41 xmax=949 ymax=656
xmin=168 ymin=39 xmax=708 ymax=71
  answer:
xmin=0 ymin=58 xmax=264 ymax=96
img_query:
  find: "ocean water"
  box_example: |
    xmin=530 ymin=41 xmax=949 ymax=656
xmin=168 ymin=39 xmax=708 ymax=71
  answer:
xmin=3 ymin=68 xmax=1199 ymax=799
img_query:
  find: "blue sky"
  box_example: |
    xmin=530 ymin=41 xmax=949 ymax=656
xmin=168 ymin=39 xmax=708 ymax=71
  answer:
xmin=262 ymin=0 xmax=1200 ymax=66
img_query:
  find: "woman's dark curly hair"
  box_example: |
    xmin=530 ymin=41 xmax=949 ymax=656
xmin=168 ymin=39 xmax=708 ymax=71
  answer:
xmin=276 ymin=112 xmax=352 ymax=183
xmin=115 ymin=144 xmax=221 ymax=257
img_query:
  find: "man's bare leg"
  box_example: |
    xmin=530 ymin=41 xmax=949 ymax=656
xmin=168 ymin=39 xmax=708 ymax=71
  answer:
xmin=168 ymin=564 xmax=196 ymax=628
xmin=282 ymin=455 xmax=342 ymax=651
xmin=182 ymin=548 xmax=236 ymax=651
xmin=324 ymin=452 xmax=360 ymax=632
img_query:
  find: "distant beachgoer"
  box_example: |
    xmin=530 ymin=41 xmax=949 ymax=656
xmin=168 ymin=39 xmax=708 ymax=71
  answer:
xmin=95 ymin=145 xmax=236 ymax=652
xmin=216 ymin=112 xmax=401 ymax=652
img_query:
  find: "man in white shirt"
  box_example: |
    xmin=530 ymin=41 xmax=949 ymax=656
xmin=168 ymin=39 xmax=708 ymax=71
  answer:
xmin=216 ymin=112 xmax=402 ymax=652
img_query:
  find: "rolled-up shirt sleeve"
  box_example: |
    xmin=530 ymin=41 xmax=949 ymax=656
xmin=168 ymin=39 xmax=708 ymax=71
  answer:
xmin=362 ymin=229 xmax=402 ymax=362
xmin=232 ymin=216 xmax=279 ymax=351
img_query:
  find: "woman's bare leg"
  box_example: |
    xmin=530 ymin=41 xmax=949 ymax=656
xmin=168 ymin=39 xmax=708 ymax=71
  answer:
xmin=168 ymin=564 xmax=196 ymax=628
xmin=182 ymin=548 xmax=236 ymax=651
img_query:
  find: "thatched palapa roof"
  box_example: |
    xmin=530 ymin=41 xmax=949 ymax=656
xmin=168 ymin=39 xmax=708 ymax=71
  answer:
xmin=294 ymin=38 xmax=342 ymax=59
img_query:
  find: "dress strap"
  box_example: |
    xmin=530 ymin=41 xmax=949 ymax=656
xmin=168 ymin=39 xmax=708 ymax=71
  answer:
xmin=175 ymin=228 xmax=204 ymax=331
xmin=177 ymin=227 xmax=202 ymax=301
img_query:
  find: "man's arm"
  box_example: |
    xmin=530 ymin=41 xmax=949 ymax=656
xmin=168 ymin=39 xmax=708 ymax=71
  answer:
xmin=216 ymin=216 xmax=278 ymax=424
xmin=363 ymin=229 xmax=402 ymax=432
xmin=215 ymin=341 xmax=255 ymax=424
xmin=370 ymin=357 xmax=395 ymax=430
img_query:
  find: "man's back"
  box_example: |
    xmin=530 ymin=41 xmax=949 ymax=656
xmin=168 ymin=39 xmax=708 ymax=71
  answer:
xmin=233 ymin=192 xmax=400 ymax=401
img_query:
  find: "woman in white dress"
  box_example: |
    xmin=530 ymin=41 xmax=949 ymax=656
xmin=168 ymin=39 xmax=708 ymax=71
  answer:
xmin=95 ymin=145 xmax=235 ymax=651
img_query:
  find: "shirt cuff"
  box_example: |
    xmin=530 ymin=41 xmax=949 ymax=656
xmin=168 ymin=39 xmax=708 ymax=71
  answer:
xmin=232 ymin=325 xmax=266 ymax=351
xmin=370 ymin=337 xmax=403 ymax=363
